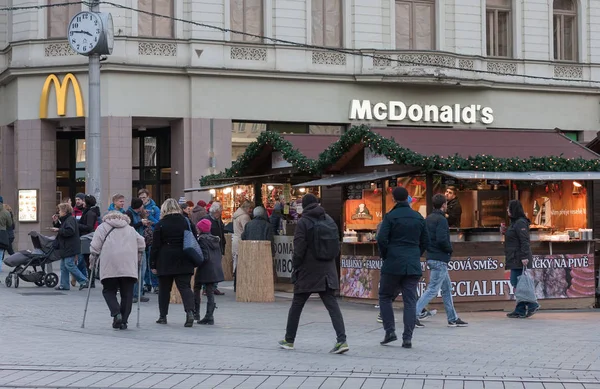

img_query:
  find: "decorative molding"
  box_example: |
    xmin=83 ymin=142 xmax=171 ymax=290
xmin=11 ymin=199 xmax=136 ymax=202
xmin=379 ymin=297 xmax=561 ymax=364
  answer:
xmin=312 ymin=51 xmax=346 ymax=66
xmin=230 ymin=46 xmax=267 ymax=61
xmin=553 ymin=65 xmax=583 ymax=79
xmin=458 ymin=58 xmax=474 ymax=70
xmin=44 ymin=42 xmax=76 ymax=57
xmin=138 ymin=42 xmax=177 ymax=56
xmin=486 ymin=61 xmax=517 ymax=75
xmin=396 ymin=54 xmax=455 ymax=68
xmin=6 ymin=49 xmax=11 ymax=67
xmin=373 ymin=55 xmax=392 ymax=67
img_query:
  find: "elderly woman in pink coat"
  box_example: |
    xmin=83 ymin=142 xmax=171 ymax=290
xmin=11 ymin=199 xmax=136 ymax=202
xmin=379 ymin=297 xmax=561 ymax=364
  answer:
xmin=90 ymin=211 xmax=146 ymax=330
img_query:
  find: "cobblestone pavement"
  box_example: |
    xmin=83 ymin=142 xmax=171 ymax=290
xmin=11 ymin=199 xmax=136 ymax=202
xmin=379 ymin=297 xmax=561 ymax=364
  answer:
xmin=0 ymin=268 xmax=599 ymax=389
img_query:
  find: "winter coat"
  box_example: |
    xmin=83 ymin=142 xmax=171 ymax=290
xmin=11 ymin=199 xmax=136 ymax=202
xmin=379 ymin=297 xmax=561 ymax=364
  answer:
xmin=150 ymin=213 xmax=197 ymax=276
xmin=0 ymin=206 xmax=13 ymax=231
xmin=425 ymin=209 xmax=452 ymax=263
xmin=232 ymin=207 xmax=251 ymax=256
xmin=56 ymin=213 xmax=81 ymax=258
xmin=241 ymin=215 xmax=275 ymax=256
xmin=78 ymin=206 xmax=100 ymax=235
xmin=125 ymin=207 xmax=145 ymax=236
xmin=446 ymin=198 xmax=462 ymax=228
xmin=107 ymin=203 xmax=126 ymax=214
xmin=6 ymin=211 xmax=14 ymax=240
xmin=90 ymin=212 xmax=145 ymax=281
xmin=504 ymin=217 xmax=533 ymax=270
xmin=194 ymin=233 xmax=225 ymax=284
xmin=143 ymin=199 xmax=161 ymax=225
xmin=377 ymin=202 xmax=429 ymax=277
xmin=270 ymin=202 xmax=283 ymax=235
xmin=190 ymin=205 xmax=207 ymax=227
xmin=291 ymin=203 xmax=339 ymax=294
xmin=202 ymin=215 xmax=226 ymax=255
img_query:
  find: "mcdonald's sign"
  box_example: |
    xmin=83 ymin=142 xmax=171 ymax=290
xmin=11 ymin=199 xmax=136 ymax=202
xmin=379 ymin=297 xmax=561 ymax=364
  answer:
xmin=39 ymin=73 xmax=85 ymax=119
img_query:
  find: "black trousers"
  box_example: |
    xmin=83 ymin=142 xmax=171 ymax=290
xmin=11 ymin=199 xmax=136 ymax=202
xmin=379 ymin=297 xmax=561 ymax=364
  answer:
xmin=379 ymin=273 xmax=420 ymax=341
xmin=158 ymin=274 xmax=194 ymax=317
xmin=101 ymin=277 xmax=136 ymax=324
xmin=285 ymin=287 xmax=346 ymax=344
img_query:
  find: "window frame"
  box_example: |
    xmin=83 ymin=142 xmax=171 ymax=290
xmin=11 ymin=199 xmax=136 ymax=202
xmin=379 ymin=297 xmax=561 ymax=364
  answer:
xmin=47 ymin=0 xmax=81 ymax=39
xmin=485 ymin=0 xmax=512 ymax=58
xmin=394 ymin=0 xmax=436 ymax=51
xmin=311 ymin=0 xmax=344 ymax=48
xmin=553 ymin=0 xmax=578 ymax=62
xmin=138 ymin=0 xmax=175 ymax=39
xmin=230 ymin=0 xmax=265 ymax=42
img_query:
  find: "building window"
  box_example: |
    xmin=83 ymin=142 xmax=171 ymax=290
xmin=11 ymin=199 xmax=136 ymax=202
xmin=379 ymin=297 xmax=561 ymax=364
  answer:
xmin=311 ymin=0 xmax=343 ymax=47
xmin=138 ymin=0 xmax=174 ymax=38
xmin=553 ymin=0 xmax=577 ymax=61
xmin=486 ymin=0 xmax=511 ymax=57
xmin=395 ymin=0 xmax=435 ymax=50
xmin=48 ymin=0 xmax=81 ymax=38
xmin=230 ymin=0 xmax=263 ymax=42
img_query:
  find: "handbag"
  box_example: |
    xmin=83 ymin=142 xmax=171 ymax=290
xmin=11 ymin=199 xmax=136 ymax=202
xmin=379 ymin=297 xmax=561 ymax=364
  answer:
xmin=183 ymin=217 xmax=204 ymax=267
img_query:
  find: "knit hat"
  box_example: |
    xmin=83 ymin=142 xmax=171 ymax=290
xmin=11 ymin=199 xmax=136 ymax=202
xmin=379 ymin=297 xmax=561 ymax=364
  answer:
xmin=301 ymin=193 xmax=319 ymax=209
xmin=197 ymin=219 xmax=212 ymax=233
xmin=392 ymin=187 xmax=409 ymax=202
xmin=131 ymin=198 xmax=143 ymax=209
xmin=197 ymin=200 xmax=207 ymax=207
xmin=75 ymin=193 xmax=85 ymax=201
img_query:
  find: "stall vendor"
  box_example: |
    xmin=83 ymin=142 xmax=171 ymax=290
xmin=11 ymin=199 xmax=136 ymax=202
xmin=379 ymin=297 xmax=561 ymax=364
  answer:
xmin=444 ymin=186 xmax=462 ymax=228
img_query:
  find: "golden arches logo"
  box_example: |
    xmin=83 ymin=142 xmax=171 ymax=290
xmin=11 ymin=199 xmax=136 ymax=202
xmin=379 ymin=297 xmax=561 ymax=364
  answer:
xmin=39 ymin=73 xmax=85 ymax=119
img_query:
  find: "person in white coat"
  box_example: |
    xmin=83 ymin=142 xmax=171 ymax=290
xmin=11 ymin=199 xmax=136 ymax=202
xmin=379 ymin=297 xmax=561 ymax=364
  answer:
xmin=90 ymin=211 xmax=146 ymax=330
xmin=231 ymin=200 xmax=253 ymax=292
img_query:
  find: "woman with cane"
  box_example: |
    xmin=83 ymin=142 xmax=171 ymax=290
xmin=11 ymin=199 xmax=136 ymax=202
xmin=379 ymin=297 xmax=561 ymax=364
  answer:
xmin=89 ymin=211 xmax=146 ymax=329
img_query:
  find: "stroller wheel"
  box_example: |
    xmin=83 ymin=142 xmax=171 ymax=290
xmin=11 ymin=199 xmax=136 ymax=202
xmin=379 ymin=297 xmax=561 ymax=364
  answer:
xmin=13 ymin=274 xmax=19 ymax=288
xmin=34 ymin=279 xmax=45 ymax=287
xmin=44 ymin=273 xmax=59 ymax=288
xmin=5 ymin=275 xmax=12 ymax=287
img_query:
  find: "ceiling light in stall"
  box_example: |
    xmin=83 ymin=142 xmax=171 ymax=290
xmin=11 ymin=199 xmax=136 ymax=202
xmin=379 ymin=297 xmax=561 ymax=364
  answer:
xmin=299 ymin=188 xmax=306 ymax=193
xmin=209 ymin=189 xmax=216 ymax=196
xmin=223 ymin=187 xmax=232 ymax=194
xmin=236 ymin=188 xmax=243 ymax=194
xmin=268 ymin=185 xmax=274 ymax=191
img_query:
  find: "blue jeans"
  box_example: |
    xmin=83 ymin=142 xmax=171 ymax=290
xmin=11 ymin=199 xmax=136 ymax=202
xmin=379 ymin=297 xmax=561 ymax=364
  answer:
xmin=60 ymin=256 xmax=88 ymax=289
xmin=0 ymin=249 xmax=4 ymax=273
xmin=133 ymin=251 xmax=146 ymax=298
xmin=416 ymin=259 xmax=458 ymax=322
xmin=510 ymin=268 xmax=540 ymax=315
xmin=143 ymin=247 xmax=158 ymax=288
xmin=76 ymin=254 xmax=87 ymax=279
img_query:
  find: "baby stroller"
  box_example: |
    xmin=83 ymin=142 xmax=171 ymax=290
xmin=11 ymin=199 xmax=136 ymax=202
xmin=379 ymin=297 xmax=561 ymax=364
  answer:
xmin=3 ymin=231 xmax=61 ymax=288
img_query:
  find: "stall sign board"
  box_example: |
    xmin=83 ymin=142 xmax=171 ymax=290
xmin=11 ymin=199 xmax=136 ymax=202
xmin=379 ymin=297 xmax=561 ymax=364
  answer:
xmin=364 ymin=148 xmax=393 ymax=167
xmin=273 ymin=235 xmax=294 ymax=278
xmin=340 ymin=254 xmax=595 ymax=301
xmin=272 ymin=152 xmax=293 ymax=169
xmin=18 ymin=189 xmax=39 ymax=223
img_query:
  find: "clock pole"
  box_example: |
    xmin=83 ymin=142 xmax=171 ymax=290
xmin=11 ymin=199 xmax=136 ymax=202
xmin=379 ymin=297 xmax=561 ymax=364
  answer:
xmin=87 ymin=0 xmax=102 ymax=210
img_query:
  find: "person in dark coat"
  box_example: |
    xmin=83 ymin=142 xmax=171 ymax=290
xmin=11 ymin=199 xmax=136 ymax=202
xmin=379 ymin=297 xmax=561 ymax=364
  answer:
xmin=150 ymin=198 xmax=196 ymax=327
xmin=53 ymin=202 xmax=87 ymax=291
xmin=377 ymin=187 xmax=429 ymax=348
xmin=190 ymin=200 xmax=207 ymax=226
xmin=503 ymin=199 xmax=539 ymax=319
xmin=444 ymin=186 xmax=462 ymax=227
xmin=278 ymin=194 xmax=349 ymax=355
xmin=193 ymin=219 xmax=225 ymax=324
xmin=202 ymin=201 xmax=226 ymax=295
xmin=269 ymin=197 xmax=284 ymax=235
xmin=241 ymin=206 xmax=275 ymax=254
xmin=78 ymin=194 xmax=100 ymax=285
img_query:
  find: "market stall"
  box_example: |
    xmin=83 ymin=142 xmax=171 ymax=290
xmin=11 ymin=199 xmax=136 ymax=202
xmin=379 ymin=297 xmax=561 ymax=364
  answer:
xmin=295 ymin=126 xmax=600 ymax=310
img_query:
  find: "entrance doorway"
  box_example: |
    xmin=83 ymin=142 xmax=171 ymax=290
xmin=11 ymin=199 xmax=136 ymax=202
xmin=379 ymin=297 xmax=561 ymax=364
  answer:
xmin=132 ymin=128 xmax=171 ymax=204
xmin=56 ymin=131 xmax=86 ymax=203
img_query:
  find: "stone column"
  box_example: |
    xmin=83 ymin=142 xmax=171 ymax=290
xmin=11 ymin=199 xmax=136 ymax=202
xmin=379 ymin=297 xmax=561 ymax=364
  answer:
xmin=100 ymin=116 xmax=133 ymax=210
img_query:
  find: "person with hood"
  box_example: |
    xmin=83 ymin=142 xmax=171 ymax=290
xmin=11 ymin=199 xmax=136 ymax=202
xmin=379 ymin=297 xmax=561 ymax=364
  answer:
xmin=278 ymin=194 xmax=349 ymax=354
xmin=78 ymin=194 xmax=100 ymax=285
xmin=90 ymin=211 xmax=146 ymax=330
xmin=126 ymin=198 xmax=151 ymax=303
xmin=138 ymin=189 xmax=160 ymax=294
xmin=0 ymin=196 xmax=13 ymax=273
xmin=190 ymin=200 xmax=208 ymax=226
xmin=52 ymin=202 xmax=88 ymax=290
xmin=504 ymin=199 xmax=539 ymax=318
xmin=232 ymin=200 xmax=253 ymax=290
xmin=193 ymin=219 xmax=225 ymax=324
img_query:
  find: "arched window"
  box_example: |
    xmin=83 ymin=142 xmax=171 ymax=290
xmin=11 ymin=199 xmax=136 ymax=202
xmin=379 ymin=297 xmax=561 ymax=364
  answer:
xmin=553 ymin=0 xmax=577 ymax=61
xmin=486 ymin=0 xmax=512 ymax=57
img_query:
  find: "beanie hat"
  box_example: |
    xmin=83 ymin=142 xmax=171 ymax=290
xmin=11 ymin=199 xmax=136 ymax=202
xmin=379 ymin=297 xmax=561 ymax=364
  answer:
xmin=75 ymin=193 xmax=85 ymax=201
xmin=197 ymin=219 xmax=212 ymax=233
xmin=302 ymin=193 xmax=319 ymax=209
xmin=131 ymin=198 xmax=143 ymax=209
xmin=392 ymin=187 xmax=409 ymax=202
xmin=197 ymin=200 xmax=207 ymax=207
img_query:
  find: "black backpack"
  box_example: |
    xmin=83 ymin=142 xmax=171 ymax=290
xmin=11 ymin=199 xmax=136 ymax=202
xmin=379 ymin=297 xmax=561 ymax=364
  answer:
xmin=304 ymin=214 xmax=340 ymax=261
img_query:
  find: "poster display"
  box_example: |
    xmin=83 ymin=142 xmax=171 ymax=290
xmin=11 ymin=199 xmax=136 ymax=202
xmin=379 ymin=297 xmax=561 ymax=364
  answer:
xmin=18 ymin=189 xmax=39 ymax=222
xmin=340 ymin=254 xmax=595 ymax=301
xmin=273 ymin=235 xmax=294 ymax=278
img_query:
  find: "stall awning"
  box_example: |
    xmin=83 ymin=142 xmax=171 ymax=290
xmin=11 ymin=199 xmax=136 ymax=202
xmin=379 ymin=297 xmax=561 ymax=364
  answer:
xmin=183 ymin=182 xmax=239 ymax=192
xmin=293 ymin=169 xmax=420 ymax=187
xmin=439 ymin=171 xmax=600 ymax=181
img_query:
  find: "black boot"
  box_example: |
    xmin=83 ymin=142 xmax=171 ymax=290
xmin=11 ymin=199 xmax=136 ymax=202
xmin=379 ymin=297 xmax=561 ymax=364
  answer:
xmin=199 ymin=303 xmax=216 ymax=325
xmin=193 ymin=290 xmax=201 ymax=321
xmin=233 ymin=271 xmax=236 ymax=293
xmin=184 ymin=311 xmax=194 ymax=327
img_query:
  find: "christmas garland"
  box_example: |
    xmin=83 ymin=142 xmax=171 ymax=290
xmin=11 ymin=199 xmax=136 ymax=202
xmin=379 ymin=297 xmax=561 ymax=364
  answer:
xmin=199 ymin=131 xmax=318 ymax=186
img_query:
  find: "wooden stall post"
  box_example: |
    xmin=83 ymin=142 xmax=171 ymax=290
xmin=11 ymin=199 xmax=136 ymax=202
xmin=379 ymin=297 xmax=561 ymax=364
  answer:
xmin=222 ymin=233 xmax=234 ymax=281
xmin=236 ymin=240 xmax=275 ymax=302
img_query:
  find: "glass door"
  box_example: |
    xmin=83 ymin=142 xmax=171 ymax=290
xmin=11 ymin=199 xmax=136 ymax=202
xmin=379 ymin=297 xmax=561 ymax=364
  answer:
xmin=132 ymin=128 xmax=171 ymax=203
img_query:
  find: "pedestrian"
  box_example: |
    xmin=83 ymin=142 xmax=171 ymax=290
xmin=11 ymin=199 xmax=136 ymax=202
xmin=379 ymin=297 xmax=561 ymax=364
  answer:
xmin=138 ymin=188 xmax=160 ymax=294
xmin=416 ymin=194 xmax=468 ymax=328
xmin=126 ymin=198 xmax=151 ymax=303
xmin=150 ymin=198 xmax=197 ymax=327
xmin=53 ymin=202 xmax=88 ymax=291
xmin=232 ymin=200 xmax=253 ymax=291
xmin=504 ymin=199 xmax=540 ymax=318
xmin=377 ymin=187 xmax=429 ymax=348
xmin=3 ymin=203 xmax=15 ymax=255
xmin=278 ymin=194 xmax=349 ymax=354
xmin=193 ymin=219 xmax=225 ymax=324
xmin=89 ymin=211 xmax=146 ymax=330
xmin=107 ymin=193 xmax=126 ymax=214
xmin=190 ymin=200 xmax=207 ymax=226
xmin=0 ymin=196 xmax=13 ymax=274
xmin=242 ymin=206 xmax=276 ymax=281
xmin=78 ymin=194 xmax=100 ymax=286
xmin=201 ymin=202 xmax=226 ymax=296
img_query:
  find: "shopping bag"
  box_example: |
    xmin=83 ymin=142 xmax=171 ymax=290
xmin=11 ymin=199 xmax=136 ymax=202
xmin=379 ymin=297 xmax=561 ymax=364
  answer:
xmin=515 ymin=268 xmax=537 ymax=304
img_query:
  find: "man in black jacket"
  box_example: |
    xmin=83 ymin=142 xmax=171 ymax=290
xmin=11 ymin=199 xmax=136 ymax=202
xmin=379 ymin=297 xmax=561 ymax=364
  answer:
xmin=444 ymin=186 xmax=462 ymax=227
xmin=416 ymin=194 xmax=468 ymax=328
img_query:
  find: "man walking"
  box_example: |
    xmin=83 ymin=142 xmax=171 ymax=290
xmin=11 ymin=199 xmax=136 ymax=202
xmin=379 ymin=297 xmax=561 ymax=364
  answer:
xmin=377 ymin=187 xmax=429 ymax=348
xmin=278 ymin=194 xmax=349 ymax=354
xmin=416 ymin=194 xmax=468 ymax=328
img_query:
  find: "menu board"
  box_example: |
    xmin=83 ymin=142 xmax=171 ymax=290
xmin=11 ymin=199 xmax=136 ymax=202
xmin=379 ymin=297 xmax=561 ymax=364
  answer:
xmin=18 ymin=189 xmax=38 ymax=222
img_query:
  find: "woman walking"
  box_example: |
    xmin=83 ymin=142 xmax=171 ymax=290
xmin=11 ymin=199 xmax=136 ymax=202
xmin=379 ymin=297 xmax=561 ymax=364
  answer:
xmin=89 ymin=211 xmax=146 ymax=329
xmin=150 ymin=198 xmax=197 ymax=327
xmin=53 ymin=203 xmax=88 ymax=290
xmin=194 ymin=219 xmax=225 ymax=324
xmin=503 ymin=199 xmax=540 ymax=318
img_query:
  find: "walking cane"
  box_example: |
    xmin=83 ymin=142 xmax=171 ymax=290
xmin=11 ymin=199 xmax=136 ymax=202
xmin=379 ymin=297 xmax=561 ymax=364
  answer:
xmin=136 ymin=253 xmax=143 ymax=328
xmin=81 ymin=261 xmax=97 ymax=329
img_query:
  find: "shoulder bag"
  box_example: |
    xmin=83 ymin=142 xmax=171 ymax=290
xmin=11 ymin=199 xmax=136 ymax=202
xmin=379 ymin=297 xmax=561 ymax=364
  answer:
xmin=183 ymin=217 xmax=204 ymax=267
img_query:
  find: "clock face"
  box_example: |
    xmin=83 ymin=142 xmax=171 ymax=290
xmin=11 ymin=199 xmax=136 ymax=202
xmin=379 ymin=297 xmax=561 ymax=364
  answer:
xmin=68 ymin=12 xmax=102 ymax=55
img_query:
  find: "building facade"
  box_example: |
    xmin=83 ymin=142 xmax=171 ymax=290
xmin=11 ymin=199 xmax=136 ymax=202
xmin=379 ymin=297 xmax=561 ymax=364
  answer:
xmin=0 ymin=0 xmax=599 ymax=248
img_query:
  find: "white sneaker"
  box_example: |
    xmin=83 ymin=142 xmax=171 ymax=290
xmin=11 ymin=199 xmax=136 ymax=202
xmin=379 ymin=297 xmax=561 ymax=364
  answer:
xmin=419 ymin=309 xmax=437 ymax=321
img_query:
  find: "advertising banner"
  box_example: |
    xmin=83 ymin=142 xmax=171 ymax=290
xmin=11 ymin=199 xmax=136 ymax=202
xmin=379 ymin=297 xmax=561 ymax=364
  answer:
xmin=273 ymin=235 xmax=294 ymax=278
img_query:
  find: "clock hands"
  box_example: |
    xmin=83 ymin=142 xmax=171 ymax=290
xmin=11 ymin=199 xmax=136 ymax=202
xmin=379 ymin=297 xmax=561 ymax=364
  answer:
xmin=72 ymin=30 xmax=93 ymax=36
